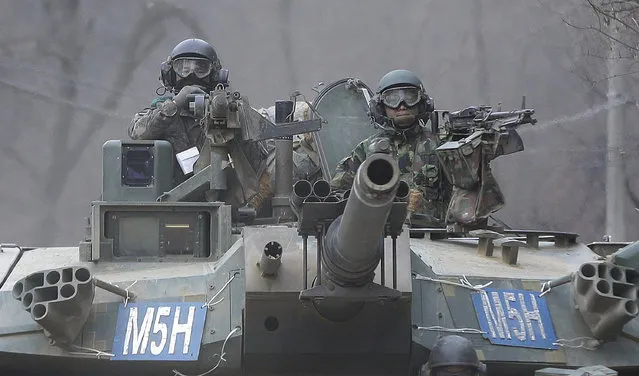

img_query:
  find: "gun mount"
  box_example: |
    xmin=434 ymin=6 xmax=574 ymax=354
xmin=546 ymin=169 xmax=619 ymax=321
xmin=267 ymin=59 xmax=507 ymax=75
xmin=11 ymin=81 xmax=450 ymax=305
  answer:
xmin=241 ymin=154 xmax=411 ymax=373
xmin=293 ymin=154 xmax=409 ymax=311
xmin=436 ymin=103 xmax=537 ymax=231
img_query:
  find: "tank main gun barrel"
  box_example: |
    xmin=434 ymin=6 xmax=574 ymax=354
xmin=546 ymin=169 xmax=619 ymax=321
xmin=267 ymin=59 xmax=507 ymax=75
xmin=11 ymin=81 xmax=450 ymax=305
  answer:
xmin=322 ymin=153 xmax=401 ymax=286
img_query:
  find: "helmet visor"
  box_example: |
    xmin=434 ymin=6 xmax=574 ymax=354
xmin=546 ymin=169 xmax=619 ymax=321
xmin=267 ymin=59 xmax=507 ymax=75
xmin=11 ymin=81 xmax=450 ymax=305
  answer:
xmin=172 ymin=57 xmax=213 ymax=79
xmin=380 ymin=86 xmax=421 ymax=109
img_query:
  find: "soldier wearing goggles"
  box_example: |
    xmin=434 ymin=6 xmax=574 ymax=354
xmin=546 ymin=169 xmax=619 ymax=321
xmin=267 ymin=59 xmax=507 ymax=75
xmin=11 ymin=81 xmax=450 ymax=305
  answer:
xmin=331 ymin=69 xmax=452 ymax=228
xmin=128 ymin=38 xmax=229 ymax=186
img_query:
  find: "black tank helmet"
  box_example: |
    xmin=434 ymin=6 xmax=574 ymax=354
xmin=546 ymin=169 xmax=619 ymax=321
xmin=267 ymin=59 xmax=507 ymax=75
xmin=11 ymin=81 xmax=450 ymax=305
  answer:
xmin=369 ymin=69 xmax=434 ymax=133
xmin=425 ymin=335 xmax=486 ymax=376
xmin=160 ymin=38 xmax=228 ymax=92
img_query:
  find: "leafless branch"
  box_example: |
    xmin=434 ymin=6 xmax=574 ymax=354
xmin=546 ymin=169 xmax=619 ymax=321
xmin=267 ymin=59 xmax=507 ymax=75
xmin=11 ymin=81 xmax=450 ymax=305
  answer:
xmin=0 ymin=145 xmax=41 ymax=181
xmin=565 ymin=0 xmax=639 ymax=55
xmin=561 ymin=12 xmax=639 ymax=53
xmin=0 ymin=77 xmax=129 ymax=120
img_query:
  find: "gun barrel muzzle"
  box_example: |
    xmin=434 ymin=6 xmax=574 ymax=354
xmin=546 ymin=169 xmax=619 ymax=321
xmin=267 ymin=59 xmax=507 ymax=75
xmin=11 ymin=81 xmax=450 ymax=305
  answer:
xmin=210 ymin=92 xmax=230 ymax=118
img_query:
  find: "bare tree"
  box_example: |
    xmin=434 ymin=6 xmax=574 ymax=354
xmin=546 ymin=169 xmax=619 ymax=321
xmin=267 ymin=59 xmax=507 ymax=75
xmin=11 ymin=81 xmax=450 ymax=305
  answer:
xmin=20 ymin=0 xmax=210 ymax=245
xmin=579 ymin=0 xmax=639 ymax=57
xmin=549 ymin=0 xmax=639 ymax=239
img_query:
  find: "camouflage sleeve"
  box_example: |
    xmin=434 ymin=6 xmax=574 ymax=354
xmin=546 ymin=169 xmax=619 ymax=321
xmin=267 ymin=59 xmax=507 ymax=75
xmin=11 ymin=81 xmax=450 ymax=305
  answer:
xmin=330 ymin=140 xmax=369 ymax=190
xmin=128 ymin=97 xmax=174 ymax=140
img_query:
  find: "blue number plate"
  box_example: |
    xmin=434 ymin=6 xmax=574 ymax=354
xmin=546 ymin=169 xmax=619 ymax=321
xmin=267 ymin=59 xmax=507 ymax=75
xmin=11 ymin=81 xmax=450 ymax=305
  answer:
xmin=111 ymin=302 xmax=207 ymax=361
xmin=471 ymin=288 xmax=558 ymax=349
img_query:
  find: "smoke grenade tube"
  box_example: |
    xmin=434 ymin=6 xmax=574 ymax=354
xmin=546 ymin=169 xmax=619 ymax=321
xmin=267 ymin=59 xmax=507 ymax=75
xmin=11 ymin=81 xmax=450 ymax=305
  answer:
xmin=312 ymin=179 xmax=331 ymax=198
xmin=323 ymin=153 xmax=400 ymax=286
xmin=395 ymin=180 xmax=409 ymax=202
xmin=290 ymin=180 xmax=312 ymax=209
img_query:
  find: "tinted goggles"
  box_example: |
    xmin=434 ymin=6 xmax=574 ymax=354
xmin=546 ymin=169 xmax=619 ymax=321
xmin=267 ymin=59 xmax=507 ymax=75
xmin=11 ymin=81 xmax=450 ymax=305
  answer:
xmin=380 ymin=86 xmax=422 ymax=109
xmin=171 ymin=57 xmax=214 ymax=79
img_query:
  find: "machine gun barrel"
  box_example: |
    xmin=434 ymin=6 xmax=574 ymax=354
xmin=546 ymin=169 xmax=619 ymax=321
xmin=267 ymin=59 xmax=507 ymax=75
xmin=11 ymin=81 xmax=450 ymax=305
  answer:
xmin=482 ymin=108 xmax=536 ymax=127
xmin=445 ymin=105 xmax=537 ymax=136
xmin=322 ymin=153 xmax=401 ymax=286
xmin=484 ymin=109 xmax=534 ymax=119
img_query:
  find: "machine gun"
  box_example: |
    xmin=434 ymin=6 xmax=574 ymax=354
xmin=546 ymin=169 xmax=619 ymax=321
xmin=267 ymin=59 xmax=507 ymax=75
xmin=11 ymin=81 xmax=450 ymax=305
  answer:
xmin=435 ymin=100 xmax=537 ymax=231
xmin=442 ymin=100 xmax=537 ymax=139
xmin=158 ymin=85 xmax=322 ymax=220
xmin=189 ymin=87 xmax=322 ymax=142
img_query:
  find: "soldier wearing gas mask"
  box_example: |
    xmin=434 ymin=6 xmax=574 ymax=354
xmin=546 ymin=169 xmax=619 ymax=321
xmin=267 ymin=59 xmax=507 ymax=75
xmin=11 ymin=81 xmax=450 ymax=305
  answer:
xmin=421 ymin=335 xmax=487 ymax=376
xmin=128 ymin=38 xmax=232 ymax=185
xmin=330 ymin=69 xmax=451 ymax=227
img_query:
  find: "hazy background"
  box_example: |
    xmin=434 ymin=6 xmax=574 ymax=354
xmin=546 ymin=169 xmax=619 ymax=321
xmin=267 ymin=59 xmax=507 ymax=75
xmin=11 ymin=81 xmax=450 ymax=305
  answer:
xmin=0 ymin=0 xmax=637 ymax=246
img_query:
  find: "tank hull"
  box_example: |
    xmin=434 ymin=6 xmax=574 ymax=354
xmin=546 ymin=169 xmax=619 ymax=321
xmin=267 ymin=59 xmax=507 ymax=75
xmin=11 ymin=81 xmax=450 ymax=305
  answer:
xmin=3 ymin=235 xmax=639 ymax=376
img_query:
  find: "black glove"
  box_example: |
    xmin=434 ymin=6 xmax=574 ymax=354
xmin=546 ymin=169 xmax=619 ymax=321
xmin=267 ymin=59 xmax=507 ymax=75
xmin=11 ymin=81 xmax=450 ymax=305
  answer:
xmin=173 ymin=85 xmax=206 ymax=110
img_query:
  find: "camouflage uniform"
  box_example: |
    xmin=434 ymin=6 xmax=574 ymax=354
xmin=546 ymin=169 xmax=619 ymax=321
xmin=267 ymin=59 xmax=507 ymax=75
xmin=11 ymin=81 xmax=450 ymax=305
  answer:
xmin=331 ymin=125 xmax=451 ymax=227
xmin=129 ymin=95 xmax=205 ymax=185
xmin=293 ymin=133 xmax=322 ymax=182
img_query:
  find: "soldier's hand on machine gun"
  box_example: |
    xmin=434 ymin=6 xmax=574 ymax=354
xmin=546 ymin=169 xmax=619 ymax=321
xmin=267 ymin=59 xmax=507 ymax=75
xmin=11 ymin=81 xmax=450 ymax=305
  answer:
xmin=174 ymin=85 xmax=206 ymax=110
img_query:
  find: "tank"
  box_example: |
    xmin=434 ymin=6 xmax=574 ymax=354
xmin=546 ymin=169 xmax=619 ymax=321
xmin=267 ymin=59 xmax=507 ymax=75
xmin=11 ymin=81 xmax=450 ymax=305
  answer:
xmin=0 ymin=77 xmax=636 ymax=376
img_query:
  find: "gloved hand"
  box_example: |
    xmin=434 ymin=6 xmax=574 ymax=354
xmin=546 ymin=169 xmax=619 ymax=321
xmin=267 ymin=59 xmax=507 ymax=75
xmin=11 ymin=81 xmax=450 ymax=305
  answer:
xmin=173 ymin=85 xmax=206 ymax=110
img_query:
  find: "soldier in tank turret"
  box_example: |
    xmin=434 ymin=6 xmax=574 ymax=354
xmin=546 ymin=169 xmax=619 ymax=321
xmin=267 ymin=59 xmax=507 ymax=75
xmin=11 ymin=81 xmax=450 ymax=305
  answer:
xmin=421 ymin=335 xmax=486 ymax=376
xmin=129 ymin=38 xmax=277 ymax=211
xmin=330 ymin=69 xmax=451 ymax=228
xmin=129 ymin=38 xmax=232 ymax=185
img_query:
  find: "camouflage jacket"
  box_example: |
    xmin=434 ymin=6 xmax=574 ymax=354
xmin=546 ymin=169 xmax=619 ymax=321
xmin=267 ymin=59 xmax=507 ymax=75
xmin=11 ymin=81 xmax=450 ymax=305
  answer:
xmin=293 ymin=133 xmax=322 ymax=182
xmin=331 ymin=124 xmax=452 ymax=227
